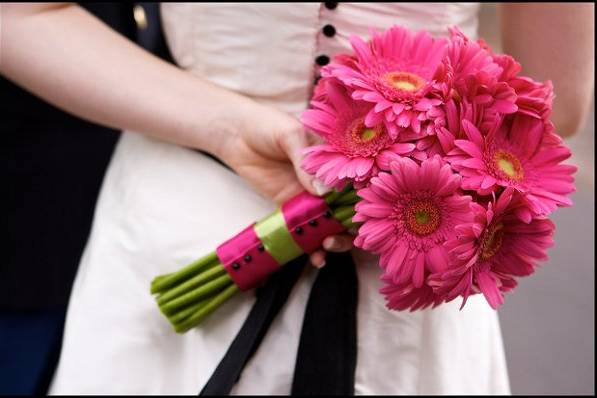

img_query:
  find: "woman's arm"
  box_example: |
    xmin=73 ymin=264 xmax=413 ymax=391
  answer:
xmin=1 ymin=3 xmax=353 ymax=265
xmin=500 ymin=3 xmax=594 ymax=137
xmin=1 ymin=3 xmax=251 ymax=156
xmin=1 ymin=3 xmax=320 ymax=201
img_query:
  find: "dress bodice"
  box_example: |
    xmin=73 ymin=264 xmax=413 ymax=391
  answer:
xmin=161 ymin=3 xmax=480 ymax=116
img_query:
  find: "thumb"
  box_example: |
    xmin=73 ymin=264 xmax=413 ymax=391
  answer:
xmin=279 ymin=127 xmax=328 ymax=196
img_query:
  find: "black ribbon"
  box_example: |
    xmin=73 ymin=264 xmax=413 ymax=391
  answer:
xmin=291 ymin=251 xmax=358 ymax=395
xmin=199 ymin=255 xmax=307 ymax=395
xmin=200 ymin=252 xmax=358 ymax=395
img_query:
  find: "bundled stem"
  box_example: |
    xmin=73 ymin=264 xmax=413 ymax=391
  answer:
xmin=151 ymin=187 xmax=360 ymax=333
xmin=151 ymin=251 xmax=219 ymax=294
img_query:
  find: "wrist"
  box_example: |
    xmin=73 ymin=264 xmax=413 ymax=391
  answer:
xmin=202 ymin=95 xmax=264 ymax=164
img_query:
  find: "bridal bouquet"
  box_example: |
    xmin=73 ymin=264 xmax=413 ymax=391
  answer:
xmin=151 ymin=26 xmax=576 ymax=333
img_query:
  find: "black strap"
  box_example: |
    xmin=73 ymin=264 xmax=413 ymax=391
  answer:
xmin=199 ymin=255 xmax=307 ymax=395
xmin=199 ymin=252 xmax=358 ymax=395
xmin=291 ymin=251 xmax=358 ymax=395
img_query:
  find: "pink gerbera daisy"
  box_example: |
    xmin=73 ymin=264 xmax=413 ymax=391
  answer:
xmin=353 ymin=156 xmax=473 ymax=288
xmin=428 ymin=188 xmax=555 ymax=309
xmin=448 ymin=114 xmax=576 ymax=219
xmin=322 ymin=26 xmax=449 ymax=138
xmin=453 ymin=72 xmax=518 ymax=122
xmin=301 ymin=80 xmax=414 ymax=189
xmin=509 ymin=77 xmax=554 ymax=121
xmin=492 ymin=53 xmax=521 ymax=82
xmin=491 ymin=49 xmax=554 ymax=120
xmin=444 ymin=27 xmax=502 ymax=84
xmin=434 ymin=82 xmax=515 ymax=154
xmin=491 ymin=52 xmax=554 ymax=121
xmin=419 ymin=29 xmax=517 ymax=161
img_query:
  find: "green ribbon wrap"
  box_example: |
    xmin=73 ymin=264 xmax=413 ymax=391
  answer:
xmin=254 ymin=210 xmax=303 ymax=265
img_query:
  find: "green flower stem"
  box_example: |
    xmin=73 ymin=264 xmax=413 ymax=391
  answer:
xmin=340 ymin=184 xmax=353 ymax=194
xmin=159 ymin=273 xmax=233 ymax=315
xmin=174 ymin=284 xmax=239 ymax=333
xmin=168 ymin=296 xmax=214 ymax=325
xmin=324 ymin=190 xmax=343 ymax=205
xmin=341 ymin=218 xmax=357 ymax=229
xmin=151 ymin=251 xmax=219 ymax=294
xmin=156 ymin=265 xmax=226 ymax=305
xmin=335 ymin=190 xmax=359 ymax=206
xmin=152 ymin=274 xmax=172 ymax=286
xmin=325 ymin=188 xmax=359 ymax=230
xmin=333 ymin=205 xmax=356 ymax=222
xmin=324 ymin=185 xmax=354 ymax=204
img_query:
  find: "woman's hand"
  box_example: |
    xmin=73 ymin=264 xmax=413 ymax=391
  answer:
xmin=214 ymin=101 xmax=355 ymax=268
xmin=215 ymin=103 xmax=314 ymax=205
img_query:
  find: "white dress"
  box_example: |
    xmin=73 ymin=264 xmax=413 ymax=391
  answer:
xmin=50 ymin=3 xmax=511 ymax=395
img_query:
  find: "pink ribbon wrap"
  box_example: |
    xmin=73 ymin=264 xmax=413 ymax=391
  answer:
xmin=216 ymin=191 xmax=346 ymax=291
xmin=281 ymin=191 xmax=346 ymax=253
xmin=215 ymin=224 xmax=281 ymax=291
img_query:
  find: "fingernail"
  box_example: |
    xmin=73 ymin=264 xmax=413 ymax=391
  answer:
xmin=313 ymin=179 xmax=332 ymax=196
xmin=323 ymin=237 xmax=338 ymax=251
xmin=315 ymin=260 xmax=326 ymax=269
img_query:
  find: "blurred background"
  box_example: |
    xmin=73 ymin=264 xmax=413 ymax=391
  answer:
xmin=479 ymin=4 xmax=595 ymax=395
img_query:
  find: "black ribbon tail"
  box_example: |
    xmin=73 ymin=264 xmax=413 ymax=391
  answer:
xmin=199 ymin=251 xmax=358 ymax=395
xmin=291 ymin=251 xmax=358 ymax=395
xmin=199 ymin=255 xmax=307 ymax=395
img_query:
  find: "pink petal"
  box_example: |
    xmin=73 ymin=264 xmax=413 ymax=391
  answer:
xmin=461 ymin=120 xmax=484 ymax=147
xmin=476 ymin=271 xmax=504 ymax=309
xmin=426 ymin=246 xmax=449 ymax=274
xmin=454 ymin=139 xmax=483 ymax=158
xmin=481 ymin=175 xmax=497 ymax=190
xmin=413 ymin=253 xmax=426 ymax=288
xmin=386 ymin=243 xmax=409 ymax=276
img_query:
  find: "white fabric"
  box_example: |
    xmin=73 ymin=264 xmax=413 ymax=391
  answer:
xmin=50 ymin=3 xmax=511 ymax=395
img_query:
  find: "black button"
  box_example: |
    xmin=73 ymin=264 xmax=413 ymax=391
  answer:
xmin=232 ymin=262 xmax=241 ymax=270
xmin=316 ymin=55 xmax=330 ymax=66
xmin=133 ymin=5 xmax=148 ymax=30
xmin=324 ymin=2 xmax=338 ymax=10
xmin=324 ymin=210 xmax=332 ymax=218
xmin=309 ymin=219 xmax=318 ymax=227
xmin=322 ymin=24 xmax=336 ymax=37
xmin=257 ymin=244 xmax=265 ymax=252
xmin=295 ymin=226 xmax=304 ymax=235
xmin=244 ymin=255 xmax=252 ymax=263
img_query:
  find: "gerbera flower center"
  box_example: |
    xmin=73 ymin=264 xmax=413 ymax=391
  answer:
xmin=383 ymin=71 xmax=426 ymax=92
xmin=335 ymin=117 xmax=390 ymax=158
xmin=480 ymin=222 xmax=504 ymax=260
xmin=493 ymin=150 xmax=524 ymax=181
xmin=351 ymin=124 xmax=378 ymax=143
xmin=405 ymin=200 xmax=441 ymax=236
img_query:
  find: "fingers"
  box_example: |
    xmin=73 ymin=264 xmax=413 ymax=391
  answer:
xmin=309 ymin=250 xmax=326 ymax=268
xmin=278 ymin=127 xmax=317 ymax=194
xmin=303 ymin=131 xmax=331 ymax=195
xmin=305 ymin=129 xmax=324 ymax=146
xmin=322 ymin=234 xmax=354 ymax=252
xmin=312 ymin=179 xmax=332 ymax=196
xmin=278 ymin=127 xmax=335 ymax=197
xmin=309 ymin=234 xmax=355 ymax=269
